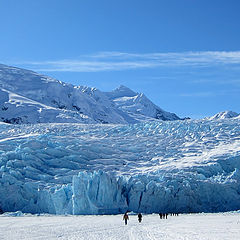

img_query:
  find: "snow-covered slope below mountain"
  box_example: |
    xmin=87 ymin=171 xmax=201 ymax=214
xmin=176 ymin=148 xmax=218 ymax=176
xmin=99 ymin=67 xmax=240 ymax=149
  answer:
xmin=206 ymin=111 xmax=240 ymax=120
xmin=1 ymin=119 xmax=240 ymax=214
xmin=106 ymin=85 xmax=180 ymax=121
xmin=0 ymin=88 xmax=94 ymax=124
xmin=0 ymin=64 xmax=180 ymax=124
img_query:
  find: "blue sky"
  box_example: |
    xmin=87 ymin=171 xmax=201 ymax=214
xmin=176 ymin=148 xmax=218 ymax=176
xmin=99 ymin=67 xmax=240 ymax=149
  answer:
xmin=1 ymin=0 xmax=240 ymax=118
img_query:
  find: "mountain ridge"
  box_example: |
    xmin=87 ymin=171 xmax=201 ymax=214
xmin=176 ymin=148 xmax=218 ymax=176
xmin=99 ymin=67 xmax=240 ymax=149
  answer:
xmin=0 ymin=63 xmax=182 ymax=124
xmin=206 ymin=110 xmax=240 ymax=120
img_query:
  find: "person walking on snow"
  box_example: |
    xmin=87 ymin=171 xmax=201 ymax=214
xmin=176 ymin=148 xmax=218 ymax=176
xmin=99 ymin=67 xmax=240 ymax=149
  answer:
xmin=123 ymin=212 xmax=129 ymax=225
xmin=138 ymin=213 xmax=142 ymax=223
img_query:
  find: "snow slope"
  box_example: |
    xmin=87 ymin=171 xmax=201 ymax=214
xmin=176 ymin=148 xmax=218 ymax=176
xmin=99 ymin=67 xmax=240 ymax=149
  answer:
xmin=0 ymin=88 xmax=94 ymax=124
xmin=0 ymin=64 xmax=180 ymax=124
xmin=0 ymin=213 xmax=240 ymax=240
xmin=1 ymin=119 xmax=240 ymax=214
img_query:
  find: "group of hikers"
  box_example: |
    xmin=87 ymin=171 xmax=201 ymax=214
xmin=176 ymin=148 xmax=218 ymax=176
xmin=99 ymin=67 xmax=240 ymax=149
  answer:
xmin=123 ymin=212 xmax=179 ymax=225
xmin=123 ymin=212 xmax=142 ymax=225
xmin=159 ymin=213 xmax=168 ymax=219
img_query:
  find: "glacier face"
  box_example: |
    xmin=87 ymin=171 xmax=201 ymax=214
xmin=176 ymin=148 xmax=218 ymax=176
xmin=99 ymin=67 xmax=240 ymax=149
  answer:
xmin=0 ymin=119 xmax=240 ymax=214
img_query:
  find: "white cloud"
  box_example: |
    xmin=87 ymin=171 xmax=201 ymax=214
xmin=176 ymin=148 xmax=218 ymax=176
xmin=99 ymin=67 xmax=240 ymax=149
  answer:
xmin=12 ymin=51 xmax=240 ymax=72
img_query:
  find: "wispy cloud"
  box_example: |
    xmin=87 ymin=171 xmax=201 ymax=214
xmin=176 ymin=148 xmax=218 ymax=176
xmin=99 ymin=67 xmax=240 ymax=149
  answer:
xmin=189 ymin=78 xmax=240 ymax=85
xmin=12 ymin=51 xmax=240 ymax=72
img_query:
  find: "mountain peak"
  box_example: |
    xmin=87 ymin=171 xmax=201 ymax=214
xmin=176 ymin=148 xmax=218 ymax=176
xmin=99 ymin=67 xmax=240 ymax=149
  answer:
xmin=110 ymin=85 xmax=137 ymax=98
xmin=116 ymin=85 xmax=133 ymax=91
xmin=207 ymin=110 xmax=240 ymax=120
xmin=105 ymin=85 xmax=137 ymax=100
xmin=106 ymin=85 xmax=181 ymax=121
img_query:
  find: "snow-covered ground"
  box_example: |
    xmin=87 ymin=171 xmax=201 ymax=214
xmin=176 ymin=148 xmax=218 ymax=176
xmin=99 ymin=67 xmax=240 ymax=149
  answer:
xmin=0 ymin=212 xmax=240 ymax=240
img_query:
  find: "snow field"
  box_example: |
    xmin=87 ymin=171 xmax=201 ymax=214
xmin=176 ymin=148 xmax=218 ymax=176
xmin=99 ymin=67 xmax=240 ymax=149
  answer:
xmin=0 ymin=213 xmax=240 ymax=240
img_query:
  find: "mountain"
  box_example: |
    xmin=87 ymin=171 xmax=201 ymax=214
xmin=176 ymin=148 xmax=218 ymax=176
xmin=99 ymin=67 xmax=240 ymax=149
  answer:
xmin=0 ymin=64 xmax=134 ymax=124
xmin=106 ymin=85 xmax=181 ymax=121
xmin=0 ymin=87 xmax=96 ymax=124
xmin=0 ymin=64 xmax=181 ymax=124
xmin=206 ymin=111 xmax=240 ymax=120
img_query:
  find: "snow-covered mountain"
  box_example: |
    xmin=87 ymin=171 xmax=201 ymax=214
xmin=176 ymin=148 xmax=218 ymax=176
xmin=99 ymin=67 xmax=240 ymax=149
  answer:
xmin=1 ymin=119 xmax=240 ymax=214
xmin=0 ymin=64 xmax=181 ymax=124
xmin=206 ymin=111 xmax=240 ymax=120
xmin=0 ymin=64 xmax=134 ymax=124
xmin=0 ymin=87 xmax=96 ymax=124
xmin=105 ymin=85 xmax=180 ymax=121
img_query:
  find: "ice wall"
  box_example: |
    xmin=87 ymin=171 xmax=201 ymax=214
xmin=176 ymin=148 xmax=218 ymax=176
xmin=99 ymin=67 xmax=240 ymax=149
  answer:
xmin=1 ymin=168 xmax=240 ymax=215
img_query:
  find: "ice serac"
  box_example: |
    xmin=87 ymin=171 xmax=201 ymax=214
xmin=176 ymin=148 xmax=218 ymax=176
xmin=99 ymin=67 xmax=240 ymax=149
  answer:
xmin=0 ymin=119 xmax=240 ymax=214
xmin=72 ymin=171 xmax=127 ymax=214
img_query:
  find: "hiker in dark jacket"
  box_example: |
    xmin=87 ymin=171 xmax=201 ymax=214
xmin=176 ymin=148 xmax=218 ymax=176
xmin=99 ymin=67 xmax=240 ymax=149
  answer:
xmin=123 ymin=212 xmax=129 ymax=225
xmin=138 ymin=213 xmax=142 ymax=223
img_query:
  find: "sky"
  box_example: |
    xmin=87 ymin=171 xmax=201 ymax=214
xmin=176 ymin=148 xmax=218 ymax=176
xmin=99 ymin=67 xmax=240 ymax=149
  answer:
xmin=1 ymin=0 xmax=240 ymax=119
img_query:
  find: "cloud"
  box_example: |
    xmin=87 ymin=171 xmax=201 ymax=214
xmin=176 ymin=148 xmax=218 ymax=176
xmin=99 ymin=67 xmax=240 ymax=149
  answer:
xmin=12 ymin=51 xmax=240 ymax=72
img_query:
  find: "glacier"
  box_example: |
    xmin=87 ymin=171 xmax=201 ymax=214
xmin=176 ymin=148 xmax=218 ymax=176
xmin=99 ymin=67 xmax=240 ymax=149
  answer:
xmin=1 ymin=119 xmax=240 ymax=214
